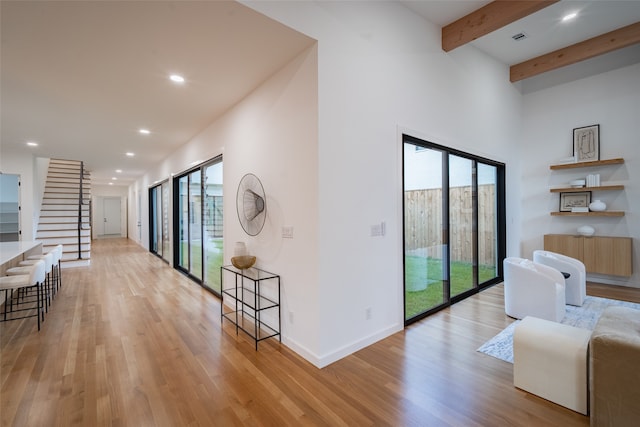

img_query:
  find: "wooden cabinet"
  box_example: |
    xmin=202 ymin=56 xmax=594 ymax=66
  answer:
xmin=549 ymin=158 xmax=625 ymax=217
xmin=544 ymin=234 xmax=632 ymax=277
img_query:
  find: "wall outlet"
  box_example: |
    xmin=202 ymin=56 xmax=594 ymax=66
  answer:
xmin=371 ymin=221 xmax=385 ymax=237
xmin=289 ymin=311 xmax=294 ymax=324
xmin=282 ymin=226 xmax=294 ymax=239
xmin=365 ymin=307 xmax=372 ymax=320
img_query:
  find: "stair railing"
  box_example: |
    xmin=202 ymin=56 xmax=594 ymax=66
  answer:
xmin=77 ymin=161 xmax=84 ymax=259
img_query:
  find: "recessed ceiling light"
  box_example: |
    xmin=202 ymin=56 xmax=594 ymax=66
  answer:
xmin=139 ymin=128 xmax=151 ymax=135
xmin=111 ymin=177 xmax=117 ymax=180
xmin=109 ymin=182 xmax=114 ymax=186
xmin=115 ymin=169 xmax=122 ymax=173
xmin=169 ymin=74 xmax=185 ymax=84
xmin=562 ymin=12 xmax=578 ymax=22
xmin=126 ymin=152 xmax=135 ymax=157
xmin=26 ymin=141 xmax=38 ymax=147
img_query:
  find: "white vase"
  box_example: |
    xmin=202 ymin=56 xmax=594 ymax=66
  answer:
xmin=233 ymin=242 xmax=248 ymax=257
xmin=589 ymin=200 xmax=606 ymax=212
xmin=577 ymin=225 xmax=595 ymax=237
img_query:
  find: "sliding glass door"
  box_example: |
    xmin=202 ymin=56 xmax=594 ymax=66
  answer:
xmin=173 ymin=156 xmax=224 ymax=294
xmin=403 ymin=135 xmax=505 ymax=324
xmin=149 ymin=180 xmax=170 ymax=262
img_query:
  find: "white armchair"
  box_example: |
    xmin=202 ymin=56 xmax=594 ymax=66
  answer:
xmin=533 ymin=250 xmax=586 ymax=306
xmin=503 ymin=257 xmax=566 ymax=322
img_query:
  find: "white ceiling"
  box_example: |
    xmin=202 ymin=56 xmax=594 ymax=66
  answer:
xmin=402 ymin=1 xmax=640 ymax=64
xmin=2 ymin=1 xmax=639 ymax=186
xmin=1 ymin=1 xmax=314 ymax=186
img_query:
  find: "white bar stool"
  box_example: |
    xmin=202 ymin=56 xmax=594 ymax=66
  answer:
xmin=0 ymin=260 xmax=46 ymax=331
xmin=27 ymin=244 xmax=63 ymax=292
xmin=7 ymin=252 xmax=54 ymax=312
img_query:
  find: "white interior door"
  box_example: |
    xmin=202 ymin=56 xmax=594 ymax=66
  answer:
xmin=103 ymin=198 xmax=121 ymax=235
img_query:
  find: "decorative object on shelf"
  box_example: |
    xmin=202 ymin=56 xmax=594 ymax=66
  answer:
xmin=586 ymin=174 xmax=600 ymax=187
xmin=231 ymin=255 xmax=256 ymax=270
xmin=557 ymin=155 xmax=577 ymax=164
xmin=234 ymin=241 xmax=248 ymax=257
xmin=236 ymin=173 xmax=267 ymax=236
xmin=569 ymin=179 xmax=585 ymax=188
xmin=560 ymin=191 xmax=591 ymax=212
xmin=573 ymin=124 xmax=600 ymax=163
xmin=589 ymin=199 xmax=607 ymax=212
xmin=577 ymin=225 xmax=595 ymax=237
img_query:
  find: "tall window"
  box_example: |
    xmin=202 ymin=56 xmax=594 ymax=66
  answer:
xmin=403 ymin=135 xmax=505 ymax=324
xmin=173 ymin=156 xmax=224 ymax=294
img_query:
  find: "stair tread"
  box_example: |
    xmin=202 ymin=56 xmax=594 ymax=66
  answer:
xmin=37 ymin=158 xmax=92 ymax=261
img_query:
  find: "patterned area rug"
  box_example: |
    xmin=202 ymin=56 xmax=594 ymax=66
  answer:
xmin=477 ymin=296 xmax=640 ymax=363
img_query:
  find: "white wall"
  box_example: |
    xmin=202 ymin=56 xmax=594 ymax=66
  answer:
xmin=520 ymin=62 xmax=640 ymax=287
xmin=131 ymin=44 xmax=321 ymax=359
xmin=245 ymin=1 xmax=523 ymax=366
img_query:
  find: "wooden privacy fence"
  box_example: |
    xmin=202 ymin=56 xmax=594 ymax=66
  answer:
xmin=404 ymin=184 xmax=496 ymax=266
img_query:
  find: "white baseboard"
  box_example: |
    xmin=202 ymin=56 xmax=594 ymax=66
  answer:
xmin=61 ymin=259 xmax=91 ymax=268
xmin=283 ymin=322 xmax=403 ymax=369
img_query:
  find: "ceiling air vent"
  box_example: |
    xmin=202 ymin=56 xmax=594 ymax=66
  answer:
xmin=512 ymin=32 xmax=527 ymax=41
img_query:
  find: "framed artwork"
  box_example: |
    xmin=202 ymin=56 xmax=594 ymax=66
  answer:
xmin=559 ymin=191 xmax=591 ymax=212
xmin=573 ymin=124 xmax=599 ymax=162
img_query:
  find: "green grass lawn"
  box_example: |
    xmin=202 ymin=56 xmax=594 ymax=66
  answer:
xmin=179 ymin=239 xmax=224 ymax=292
xmin=405 ymin=255 xmax=496 ymax=319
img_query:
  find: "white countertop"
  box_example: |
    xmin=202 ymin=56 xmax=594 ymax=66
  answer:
xmin=0 ymin=241 xmax=42 ymax=266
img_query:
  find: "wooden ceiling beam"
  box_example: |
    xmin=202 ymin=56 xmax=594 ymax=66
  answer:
xmin=510 ymin=21 xmax=640 ymax=82
xmin=442 ymin=1 xmax=559 ymax=52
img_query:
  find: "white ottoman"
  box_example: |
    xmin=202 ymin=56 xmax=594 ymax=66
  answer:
xmin=513 ymin=316 xmax=591 ymax=415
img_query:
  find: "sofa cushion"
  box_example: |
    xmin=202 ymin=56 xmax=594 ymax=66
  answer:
xmin=590 ymin=306 xmax=640 ymax=426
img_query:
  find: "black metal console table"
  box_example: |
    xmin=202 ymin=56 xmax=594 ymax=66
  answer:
xmin=220 ymin=265 xmax=281 ymax=350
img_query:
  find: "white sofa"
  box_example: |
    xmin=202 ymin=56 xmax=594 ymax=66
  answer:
xmin=533 ymin=249 xmax=586 ymax=306
xmin=503 ymin=257 xmax=566 ymax=322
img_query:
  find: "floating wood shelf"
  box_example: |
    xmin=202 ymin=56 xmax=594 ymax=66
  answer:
xmin=550 ymin=158 xmax=624 ymax=170
xmin=550 ymin=211 xmax=625 ymax=217
xmin=550 ymin=185 xmax=625 ymax=193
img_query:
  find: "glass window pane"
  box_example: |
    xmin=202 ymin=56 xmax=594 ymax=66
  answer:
xmin=189 ymin=170 xmax=203 ymax=280
xmin=404 ymin=143 xmax=446 ymax=320
xmin=151 ymin=187 xmax=160 ymax=253
xmin=161 ymin=181 xmax=170 ymax=261
xmin=449 ymin=155 xmax=474 ymax=298
xmin=178 ymin=175 xmax=189 ymax=270
xmin=478 ymin=163 xmax=498 ymax=284
xmin=203 ymin=161 xmax=223 ymax=293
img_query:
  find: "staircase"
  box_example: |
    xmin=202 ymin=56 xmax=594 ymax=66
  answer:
xmin=37 ymin=159 xmax=91 ymax=267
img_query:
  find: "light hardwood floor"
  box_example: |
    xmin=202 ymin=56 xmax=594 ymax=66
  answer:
xmin=2 ymin=238 xmax=639 ymax=426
